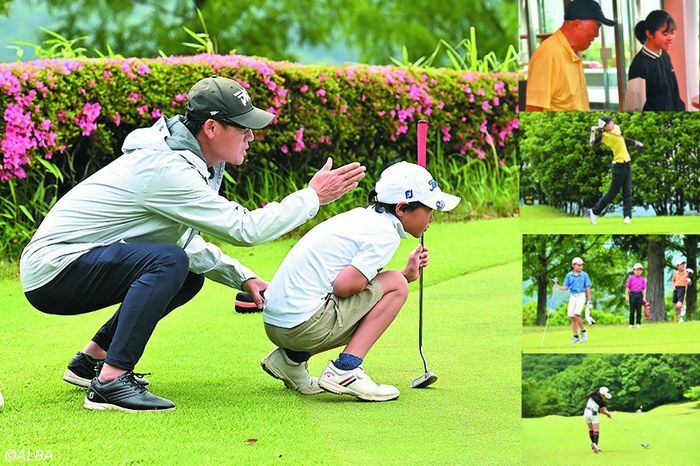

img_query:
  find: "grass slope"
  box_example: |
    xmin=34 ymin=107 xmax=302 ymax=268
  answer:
xmin=522 ymin=402 xmax=700 ymax=465
xmin=0 ymin=219 xmax=521 ymax=465
xmin=519 ymin=206 xmax=700 ymax=234
xmin=522 ymin=321 xmax=700 ymax=353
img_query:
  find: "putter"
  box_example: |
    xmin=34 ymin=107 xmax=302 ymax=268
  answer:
xmin=541 ymin=279 xmax=558 ymax=347
xmin=411 ymin=120 xmax=436 ymax=389
xmin=610 ymin=417 xmax=650 ymax=449
xmin=679 ymin=268 xmax=693 ymax=320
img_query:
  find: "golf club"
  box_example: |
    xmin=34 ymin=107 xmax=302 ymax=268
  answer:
xmin=411 ymin=119 xmax=437 ymax=389
xmin=610 ymin=416 xmax=650 ymax=449
xmin=540 ymin=279 xmax=558 ymax=347
xmin=679 ymin=268 xmax=693 ymax=320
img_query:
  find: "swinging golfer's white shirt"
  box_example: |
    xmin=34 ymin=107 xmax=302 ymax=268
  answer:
xmin=263 ymin=207 xmax=406 ymax=328
xmin=583 ymin=393 xmax=607 ymax=424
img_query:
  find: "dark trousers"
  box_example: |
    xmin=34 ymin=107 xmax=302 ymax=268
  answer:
xmin=25 ymin=243 xmax=204 ymax=370
xmin=593 ymin=162 xmax=632 ymax=218
xmin=629 ymin=291 xmax=643 ymax=325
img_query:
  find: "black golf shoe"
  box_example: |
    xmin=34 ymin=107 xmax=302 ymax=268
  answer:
xmin=63 ymin=352 xmax=149 ymax=388
xmin=84 ymin=372 xmax=175 ymax=412
xmin=63 ymin=352 xmax=102 ymax=388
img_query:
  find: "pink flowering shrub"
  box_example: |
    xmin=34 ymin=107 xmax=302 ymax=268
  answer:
xmin=1 ymin=54 xmax=517 ymax=182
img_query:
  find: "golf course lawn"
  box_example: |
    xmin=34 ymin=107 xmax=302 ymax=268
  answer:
xmin=522 ymin=321 xmax=700 ymax=353
xmin=520 ymin=205 xmax=700 ymax=234
xmin=522 ymin=402 xmax=700 ymax=465
xmin=0 ymin=219 xmax=521 ymax=465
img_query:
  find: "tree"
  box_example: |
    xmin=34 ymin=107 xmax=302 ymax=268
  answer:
xmin=646 ymin=236 xmax=666 ymax=321
xmin=6 ymin=0 xmax=517 ymax=65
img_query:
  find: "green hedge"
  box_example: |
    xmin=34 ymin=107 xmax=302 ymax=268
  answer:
xmin=0 ymin=54 xmax=519 ymax=257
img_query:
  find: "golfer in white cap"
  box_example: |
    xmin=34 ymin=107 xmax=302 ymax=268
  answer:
xmin=625 ymin=263 xmax=647 ymax=328
xmin=583 ymin=386 xmax=613 ymax=453
xmin=261 ymin=162 xmax=460 ymax=401
xmin=554 ymin=257 xmax=592 ymax=344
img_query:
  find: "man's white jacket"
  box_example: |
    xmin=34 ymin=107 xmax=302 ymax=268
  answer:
xmin=20 ymin=115 xmax=320 ymax=292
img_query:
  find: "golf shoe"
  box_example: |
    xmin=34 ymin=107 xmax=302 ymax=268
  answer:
xmin=586 ymin=209 xmax=597 ymax=225
xmin=261 ymin=348 xmax=322 ymax=395
xmin=319 ymin=361 xmax=399 ymax=401
xmin=84 ymin=372 xmax=174 ymax=412
xmin=64 ymin=352 xmax=148 ymax=388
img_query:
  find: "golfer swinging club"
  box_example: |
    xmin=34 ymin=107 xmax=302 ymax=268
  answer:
xmin=586 ymin=116 xmax=643 ymax=225
xmin=20 ymin=76 xmax=366 ymax=412
xmin=583 ymin=386 xmax=613 ymax=454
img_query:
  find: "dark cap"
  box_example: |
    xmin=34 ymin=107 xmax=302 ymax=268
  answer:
xmin=186 ymin=76 xmax=275 ymax=129
xmin=565 ymin=0 xmax=615 ymax=26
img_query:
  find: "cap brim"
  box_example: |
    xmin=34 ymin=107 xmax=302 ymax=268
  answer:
xmin=421 ymin=192 xmax=461 ymax=212
xmin=599 ymin=17 xmax=615 ymax=27
xmin=604 ymin=394 xmax=612 ymax=399
xmin=229 ymin=106 xmax=275 ymax=129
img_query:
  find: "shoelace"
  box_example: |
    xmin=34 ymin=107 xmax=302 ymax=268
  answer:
xmin=120 ymin=371 xmax=148 ymax=394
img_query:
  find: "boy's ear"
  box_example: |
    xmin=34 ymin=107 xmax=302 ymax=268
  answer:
xmin=395 ymin=202 xmax=408 ymax=216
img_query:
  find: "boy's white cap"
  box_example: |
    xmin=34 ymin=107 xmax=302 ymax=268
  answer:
xmin=676 ymin=258 xmax=686 ymax=266
xmin=375 ymin=162 xmax=461 ymax=212
xmin=572 ymin=257 xmax=584 ymax=265
xmin=599 ymin=386 xmax=612 ymax=399
xmin=633 ymin=263 xmax=644 ymax=270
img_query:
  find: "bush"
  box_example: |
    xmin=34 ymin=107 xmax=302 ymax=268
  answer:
xmin=683 ymin=386 xmax=700 ymax=405
xmin=522 ymin=301 xmax=627 ymax=326
xmin=0 ymin=54 xmax=519 ymax=257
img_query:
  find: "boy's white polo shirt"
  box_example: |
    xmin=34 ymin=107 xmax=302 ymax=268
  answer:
xmin=263 ymin=207 xmax=406 ymax=328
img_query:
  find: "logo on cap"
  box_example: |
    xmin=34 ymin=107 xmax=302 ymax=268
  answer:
xmin=428 ymin=179 xmax=438 ymax=191
xmin=405 ymin=190 xmax=414 ymax=199
xmin=234 ymin=89 xmax=251 ymax=106
xmin=436 ymin=200 xmax=445 ymax=211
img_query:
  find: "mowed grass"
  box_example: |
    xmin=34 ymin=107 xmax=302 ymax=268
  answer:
xmin=520 ymin=206 xmax=700 ymax=234
xmin=522 ymin=402 xmax=700 ymax=465
xmin=522 ymin=321 xmax=700 ymax=353
xmin=0 ymin=219 xmax=521 ymax=465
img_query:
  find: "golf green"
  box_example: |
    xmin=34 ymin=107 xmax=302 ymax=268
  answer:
xmin=520 ymin=206 xmax=700 ymax=234
xmin=0 ymin=220 xmax=521 ymax=464
xmin=522 ymin=321 xmax=700 ymax=353
xmin=522 ymin=402 xmax=700 ymax=465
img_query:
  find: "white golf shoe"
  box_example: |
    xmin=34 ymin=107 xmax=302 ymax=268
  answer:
xmin=569 ymin=336 xmax=580 ymax=345
xmin=260 ymin=348 xmax=323 ymax=395
xmin=629 ymin=325 xmax=634 ymax=329
xmin=586 ymin=209 xmax=597 ymax=225
xmin=636 ymin=324 xmax=641 ymax=329
xmin=678 ymin=317 xmax=684 ymax=323
xmin=591 ymin=443 xmax=600 ymax=454
xmin=623 ymin=216 xmax=631 ymax=224
xmin=319 ymin=361 xmax=399 ymax=401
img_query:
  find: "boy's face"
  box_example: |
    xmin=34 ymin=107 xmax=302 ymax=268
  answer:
xmin=396 ymin=203 xmax=433 ymax=238
xmin=573 ymin=263 xmax=584 ymax=272
xmin=634 ymin=268 xmax=643 ymax=276
xmin=678 ymin=263 xmax=686 ymax=271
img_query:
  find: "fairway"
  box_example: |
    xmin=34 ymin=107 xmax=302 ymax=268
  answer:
xmin=522 ymin=321 xmax=700 ymax=353
xmin=522 ymin=402 xmax=700 ymax=465
xmin=0 ymin=220 xmax=521 ymax=465
xmin=519 ymin=206 xmax=700 ymax=234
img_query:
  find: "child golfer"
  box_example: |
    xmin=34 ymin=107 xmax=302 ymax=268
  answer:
xmin=672 ymin=259 xmax=691 ymax=323
xmin=624 ymin=10 xmax=685 ymax=111
xmin=554 ymin=257 xmax=591 ymax=344
xmin=625 ymin=263 xmax=647 ymax=328
xmin=260 ymin=162 xmax=460 ymax=401
xmin=586 ymin=116 xmax=642 ymax=225
xmin=583 ymin=386 xmax=613 ymax=454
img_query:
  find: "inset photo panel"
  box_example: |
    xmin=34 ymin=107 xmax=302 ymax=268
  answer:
xmin=522 ymin=354 xmax=700 ymax=464
xmin=522 ymin=234 xmax=699 ymax=353
xmin=519 ymin=112 xmax=700 ymax=233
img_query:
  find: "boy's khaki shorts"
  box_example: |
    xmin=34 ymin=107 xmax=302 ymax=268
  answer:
xmin=264 ymin=280 xmax=385 ymax=354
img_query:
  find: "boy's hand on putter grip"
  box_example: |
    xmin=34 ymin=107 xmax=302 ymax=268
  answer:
xmin=402 ymin=245 xmax=429 ymax=283
xmin=308 ymin=158 xmax=367 ymax=205
xmin=241 ymin=277 xmax=268 ymax=309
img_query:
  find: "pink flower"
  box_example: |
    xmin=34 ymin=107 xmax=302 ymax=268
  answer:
xmin=441 ymin=126 xmax=451 ymax=142
xmin=151 ymin=108 xmax=163 ymax=119
xmin=136 ymin=105 xmax=148 ymax=116
xmin=280 ymin=145 xmax=289 ymax=154
xmin=174 ymin=93 xmax=188 ymax=102
xmin=114 ymin=113 xmax=121 ymax=126
xmin=316 ymin=89 xmax=326 ymax=97
xmin=74 ymin=102 xmax=101 ymax=136
xmin=494 ymin=80 xmax=506 ymax=93
xmin=128 ymin=92 xmax=140 ymax=104
xmin=293 ymin=127 xmax=305 ymax=152
xmin=136 ymin=63 xmax=151 ymax=75
xmin=481 ymin=101 xmax=491 ymax=111
xmin=299 ymin=84 xmax=309 ymax=93
xmin=492 ymin=97 xmax=500 ymax=106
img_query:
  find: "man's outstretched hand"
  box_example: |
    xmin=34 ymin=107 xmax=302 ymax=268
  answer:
xmin=308 ymin=157 xmax=366 ymax=205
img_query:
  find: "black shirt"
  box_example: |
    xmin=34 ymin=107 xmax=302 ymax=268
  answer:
xmin=627 ymin=48 xmax=685 ymax=111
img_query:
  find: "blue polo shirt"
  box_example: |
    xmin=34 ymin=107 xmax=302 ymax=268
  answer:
xmin=563 ymin=271 xmax=591 ymax=294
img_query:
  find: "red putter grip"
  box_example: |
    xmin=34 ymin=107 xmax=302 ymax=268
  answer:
xmin=417 ymin=120 xmax=427 ymax=168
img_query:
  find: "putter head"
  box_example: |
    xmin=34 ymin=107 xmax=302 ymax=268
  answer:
xmin=641 ymin=443 xmax=650 ymax=449
xmin=411 ymin=371 xmax=438 ymax=388
xmin=234 ymin=292 xmax=261 ymax=314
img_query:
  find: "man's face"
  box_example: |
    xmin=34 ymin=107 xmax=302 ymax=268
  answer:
xmin=205 ymin=120 xmax=255 ymax=166
xmin=573 ymin=20 xmax=600 ymax=51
